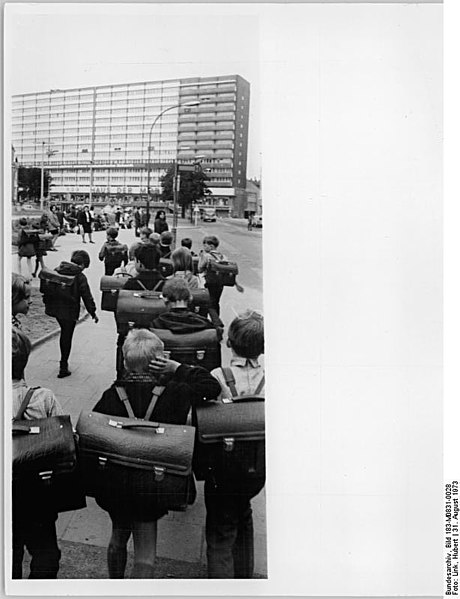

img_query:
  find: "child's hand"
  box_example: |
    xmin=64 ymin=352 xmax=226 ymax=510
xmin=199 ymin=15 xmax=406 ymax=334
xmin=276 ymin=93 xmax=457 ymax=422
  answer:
xmin=149 ymin=356 xmax=180 ymax=376
xmin=235 ymin=282 xmax=244 ymax=293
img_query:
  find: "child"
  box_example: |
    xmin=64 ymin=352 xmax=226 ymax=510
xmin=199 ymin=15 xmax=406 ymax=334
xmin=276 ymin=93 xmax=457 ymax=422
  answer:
xmin=12 ymin=273 xmax=32 ymax=329
xmin=93 ymin=328 xmax=221 ymax=578
xmin=170 ymin=247 xmax=199 ymax=289
xmin=181 ymin=237 xmax=197 ymax=257
xmin=128 ymin=226 xmax=152 ymax=261
xmin=98 ymin=227 xmax=129 ymax=275
xmin=16 ymin=217 xmax=36 ymax=276
xmin=159 ymin=231 xmax=173 ymax=259
xmin=41 ymin=250 xmax=98 ymax=378
xmin=122 ymin=244 xmax=164 ymax=291
xmin=205 ymin=310 xmax=265 ymax=578
xmin=12 ymin=328 xmax=63 ymax=579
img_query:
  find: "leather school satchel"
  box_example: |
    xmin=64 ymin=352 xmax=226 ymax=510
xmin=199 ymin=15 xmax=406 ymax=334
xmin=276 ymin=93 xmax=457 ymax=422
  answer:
xmin=193 ymin=368 xmax=265 ymax=488
xmin=159 ymin=258 xmax=174 ymax=278
xmin=39 ymin=267 xmax=79 ymax=305
xmin=116 ymin=281 xmax=167 ymax=330
xmin=76 ymin=386 xmax=196 ymax=512
xmin=208 ymin=251 xmax=239 ymax=287
xmin=100 ymin=273 xmax=132 ymax=312
xmin=151 ymin=328 xmax=222 ymax=372
xmin=12 ymin=387 xmax=86 ymax=513
xmin=189 ymin=288 xmax=210 ymax=313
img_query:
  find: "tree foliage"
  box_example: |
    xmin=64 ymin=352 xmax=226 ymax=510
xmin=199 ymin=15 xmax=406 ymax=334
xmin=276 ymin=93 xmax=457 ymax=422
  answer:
xmin=17 ymin=167 xmax=52 ymax=202
xmin=160 ymin=163 xmax=211 ymax=215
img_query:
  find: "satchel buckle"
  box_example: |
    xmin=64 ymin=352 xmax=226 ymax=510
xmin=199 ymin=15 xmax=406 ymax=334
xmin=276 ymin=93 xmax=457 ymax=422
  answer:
xmin=108 ymin=419 xmax=123 ymax=428
xmin=29 ymin=426 xmax=40 ymax=434
xmin=39 ymin=470 xmax=53 ymax=484
xmin=196 ymin=350 xmax=205 ymax=361
xmin=98 ymin=457 xmax=108 ymax=468
xmin=154 ymin=466 xmax=165 ymax=481
xmin=223 ymin=437 xmax=234 ymax=452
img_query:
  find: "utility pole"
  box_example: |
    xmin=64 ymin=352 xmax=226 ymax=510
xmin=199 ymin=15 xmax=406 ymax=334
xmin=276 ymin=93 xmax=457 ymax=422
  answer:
xmin=172 ymin=162 xmax=180 ymax=249
xmin=40 ymin=141 xmax=45 ymax=211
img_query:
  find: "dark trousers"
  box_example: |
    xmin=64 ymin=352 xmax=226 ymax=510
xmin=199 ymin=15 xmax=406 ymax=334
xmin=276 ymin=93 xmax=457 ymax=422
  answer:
xmin=12 ymin=514 xmax=60 ymax=579
xmin=104 ymin=261 xmax=122 ymax=276
xmin=204 ymin=478 xmax=254 ymax=578
xmin=56 ymin=318 xmax=76 ymax=367
xmin=205 ymin=282 xmax=224 ymax=316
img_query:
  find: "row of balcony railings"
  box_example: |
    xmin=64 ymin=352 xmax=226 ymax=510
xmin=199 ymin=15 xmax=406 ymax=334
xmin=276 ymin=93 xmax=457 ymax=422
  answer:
xmin=180 ymin=84 xmax=237 ymax=95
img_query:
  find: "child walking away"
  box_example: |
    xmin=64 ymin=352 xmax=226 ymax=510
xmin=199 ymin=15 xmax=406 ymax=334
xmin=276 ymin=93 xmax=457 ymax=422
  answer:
xmin=11 ymin=328 xmax=63 ymax=579
xmin=16 ymin=217 xmax=36 ymax=276
xmin=198 ymin=235 xmax=243 ymax=316
xmin=88 ymin=328 xmax=221 ymax=578
xmin=98 ymin=227 xmax=129 ymax=275
xmin=203 ymin=310 xmax=265 ymax=578
xmin=40 ymin=250 xmax=99 ymax=378
xmin=159 ymin=231 xmax=173 ymax=259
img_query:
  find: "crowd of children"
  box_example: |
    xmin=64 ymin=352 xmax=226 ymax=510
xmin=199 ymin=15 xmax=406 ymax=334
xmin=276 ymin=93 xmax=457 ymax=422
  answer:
xmin=11 ymin=225 xmax=264 ymax=581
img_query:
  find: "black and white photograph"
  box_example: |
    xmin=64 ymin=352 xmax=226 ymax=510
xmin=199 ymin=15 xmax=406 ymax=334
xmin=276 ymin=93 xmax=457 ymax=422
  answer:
xmin=4 ymin=0 xmax=447 ymax=595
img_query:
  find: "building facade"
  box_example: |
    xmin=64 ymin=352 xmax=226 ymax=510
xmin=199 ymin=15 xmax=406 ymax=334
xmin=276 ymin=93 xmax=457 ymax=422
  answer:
xmin=11 ymin=74 xmax=250 ymax=211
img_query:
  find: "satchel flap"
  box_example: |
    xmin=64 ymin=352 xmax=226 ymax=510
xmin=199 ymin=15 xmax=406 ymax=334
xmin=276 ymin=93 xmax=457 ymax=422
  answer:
xmin=76 ymin=411 xmax=195 ymax=476
xmin=195 ymin=399 xmax=265 ymax=443
xmin=100 ymin=275 xmax=129 ymax=291
xmin=152 ymin=328 xmax=218 ymax=349
xmin=12 ymin=415 xmax=77 ymax=474
xmin=116 ymin=290 xmax=167 ymax=322
xmin=39 ymin=268 xmax=76 ymax=287
xmin=190 ymin=289 xmax=210 ymax=307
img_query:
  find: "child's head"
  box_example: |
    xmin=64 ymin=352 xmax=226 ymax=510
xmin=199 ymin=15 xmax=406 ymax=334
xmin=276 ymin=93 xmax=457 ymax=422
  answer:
xmin=227 ymin=310 xmax=264 ymax=359
xmin=19 ymin=217 xmax=28 ymax=227
xmin=123 ymin=328 xmax=164 ymax=373
xmin=171 ymin=247 xmax=193 ymax=273
xmin=160 ymin=231 xmax=173 ymax=247
xmin=161 ymin=278 xmax=192 ymax=305
xmin=181 ymin=237 xmax=192 ymax=250
xmin=149 ymin=232 xmax=161 ymax=246
xmin=203 ymin=235 xmax=219 ymax=252
xmin=12 ymin=328 xmax=32 ymax=380
xmin=71 ymin=250 xmax=90 ymax=269
xmin=12 ymin=273 xmax=32 ymax=316
xmin=140 ymin=227 xmax=153 ymax=241
xmin=107 ymin=227 xmax=119 ymax=240
xmin=134 ymin=243 xmax=160 ymax=271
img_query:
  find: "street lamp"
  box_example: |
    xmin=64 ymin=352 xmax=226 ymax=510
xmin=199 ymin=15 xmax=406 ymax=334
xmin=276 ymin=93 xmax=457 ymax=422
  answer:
xmin=40 ymin=142 xmax=58 ymax=211
xmin=146 ymin=99 xmax=200 ymax=224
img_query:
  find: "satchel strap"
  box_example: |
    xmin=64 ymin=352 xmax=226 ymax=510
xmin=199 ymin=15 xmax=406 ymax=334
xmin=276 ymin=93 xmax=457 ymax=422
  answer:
xmin=144 ymin=386 xmax=166 ymax=421
xmin=136 ymin=279 xmax=147 ymax=291
xmin=254 ymin=375 xmax=265 ymax=395
xmin=14 ymin=387 xmax=39 ymax=421
xmin=115 ymin=386 xmax=136 ymax=419
xmin=221 ymin=367 xmax=238 ymax=398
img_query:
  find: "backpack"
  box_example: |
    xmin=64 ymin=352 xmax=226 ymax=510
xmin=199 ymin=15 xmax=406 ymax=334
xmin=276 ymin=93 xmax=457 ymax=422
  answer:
xmin=39 ymin=267 xmax=79 ymax=307
xmin=207 ymin=251 xmax=239 ymax=287
xmin=105 ymin=243 xmax=127 ymax=261
xmin=193 ymin=367 xmax=265 ymax=495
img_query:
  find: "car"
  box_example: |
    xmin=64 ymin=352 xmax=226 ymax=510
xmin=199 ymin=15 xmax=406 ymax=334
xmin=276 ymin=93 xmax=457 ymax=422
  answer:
xmin=202 ymin=208 xmax=217 ymax=222
xmin=253 ymin=214 xmax=263 ymax=228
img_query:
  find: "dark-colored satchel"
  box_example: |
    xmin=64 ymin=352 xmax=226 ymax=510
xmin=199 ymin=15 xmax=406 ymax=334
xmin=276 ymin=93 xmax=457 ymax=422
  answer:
xmin=12 ymin=388 xmax=86 ymax=513
xmin=39 ymin=267 xmax=78 ymax=306
xmin=116 ymin=286 xmax=167 ymax=330
xmin=76 ymin=386 xmax=196 ymax=512
xmin=159 ymin=258 xmax=174 ymax=278
xmin=189 ymin=288 xmax=210 ymax=314
xmin=193 ymin=368 xmax=265 ymax=491
xmin=151 ymin=328 xmax=222 ymax=372
xmin=100 ymin=273 xmax=132 ymax=312
xmin=208 ymin=254 xmax=239 ymax=287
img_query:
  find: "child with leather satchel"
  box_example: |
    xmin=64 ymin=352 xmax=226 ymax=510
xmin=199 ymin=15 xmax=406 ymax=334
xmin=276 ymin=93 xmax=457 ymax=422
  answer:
xmin=204 ymin=310 xmax=265 ymax=579
xmin=11 ymin=328 xmax=63 ymax=579
xmin=92 ymin=328 xmax=221 ymax=579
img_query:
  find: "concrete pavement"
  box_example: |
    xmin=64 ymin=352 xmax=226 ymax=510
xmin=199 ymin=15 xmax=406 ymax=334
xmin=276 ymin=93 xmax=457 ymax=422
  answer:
xmin=20 ymin=219 xmax=267 ymax=579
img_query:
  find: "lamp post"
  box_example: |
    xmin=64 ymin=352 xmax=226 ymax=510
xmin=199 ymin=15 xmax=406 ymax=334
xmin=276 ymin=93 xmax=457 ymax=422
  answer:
xmin=40 ymin=142 xmax=58 ymax=211
xmin=146 ymin=100 xmax=200 ymax=225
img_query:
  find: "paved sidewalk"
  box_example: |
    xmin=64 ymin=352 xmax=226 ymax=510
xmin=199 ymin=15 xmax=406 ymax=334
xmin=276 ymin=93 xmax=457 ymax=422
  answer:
xmin=22 ymin=222 xmax=267 ymax=579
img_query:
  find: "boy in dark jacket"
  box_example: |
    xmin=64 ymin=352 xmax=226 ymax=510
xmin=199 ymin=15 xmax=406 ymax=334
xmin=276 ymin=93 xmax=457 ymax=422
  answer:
xmin=93 ymin=328 xmax=220 ymax=579
xmin=122 ymin=244 xmax=164 ymax=291
xmin=41 ymin=250 xmax=98 ymax=378
xmin=98 ymin=227 xmax=129 ymax=275
xmin=159 ymin=231 xmax=173 ymax=259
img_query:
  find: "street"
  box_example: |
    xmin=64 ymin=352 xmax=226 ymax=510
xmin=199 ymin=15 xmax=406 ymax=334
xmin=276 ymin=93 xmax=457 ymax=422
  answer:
xmin=21 ymin=216 xmax=266 ymax=578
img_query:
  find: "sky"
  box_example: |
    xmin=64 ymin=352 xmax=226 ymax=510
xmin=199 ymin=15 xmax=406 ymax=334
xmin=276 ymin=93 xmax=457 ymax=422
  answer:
xmin=5 ymin=4 xmax=261 ymax=178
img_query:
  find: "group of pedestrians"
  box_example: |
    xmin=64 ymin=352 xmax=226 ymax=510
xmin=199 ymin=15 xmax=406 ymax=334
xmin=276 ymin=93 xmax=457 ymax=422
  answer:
xmin=11 ymin=211 xmax=264 ymax=581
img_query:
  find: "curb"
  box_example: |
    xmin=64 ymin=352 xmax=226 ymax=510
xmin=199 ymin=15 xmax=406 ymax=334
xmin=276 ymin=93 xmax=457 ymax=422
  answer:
xmin=31 ymin=311 xmax=90 ymax=350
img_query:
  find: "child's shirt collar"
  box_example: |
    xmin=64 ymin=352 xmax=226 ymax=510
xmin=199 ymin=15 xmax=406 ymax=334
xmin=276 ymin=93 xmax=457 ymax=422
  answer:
xmin=230 ymin=356 xmax=260 ymax=369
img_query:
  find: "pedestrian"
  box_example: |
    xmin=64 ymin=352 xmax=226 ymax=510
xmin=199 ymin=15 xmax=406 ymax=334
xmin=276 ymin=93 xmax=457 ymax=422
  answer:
xmin=92 ymin=328 xmax=220 ymax=578
xmin=154 ymin=210 xmax=168 ymax=235
xmin=159 ymin=231 xmax=173 ymax=259
xmin=98 ymin=227 xmax=129 ymax=276
xmin=181 ymin=237 xmax=197 ymax=257
xmin=198 ymin=235 xmax=226 ymax=316
xmin=12 ymin=327 xmax=63 ymax=579
xmin=103 ymin=199 xmax=118 ymax=228
xmin=170 ymin=247 xmax=199 ymax=289
xmin=40 ymin=249 xmax=98 ymax=378
xmin=32 ymin=224 xmax=49 ymax=279
xmin=128 ymin=227 xmax=152 ymax=260
xmin=247 ymin=214 xmax=253 ymax=231
xmin=140 ymin=208 xmax=150 ymax=228
xmin=16 ymin=217 xmax=36 ymax=276
xmin=12 ymin=273 xmax=32 ymax=329
xmin=205 ymin=310 xmax=265 ymax=578
xmin=77 ymin=205 xmax=95 ymax=243
xmin=133 ymin=207 xmax=141 ymax=237
xmin=55 ymin=205 xmax=65 ymax=233
xmin=47 ymin=206 xmax=61 ymax=249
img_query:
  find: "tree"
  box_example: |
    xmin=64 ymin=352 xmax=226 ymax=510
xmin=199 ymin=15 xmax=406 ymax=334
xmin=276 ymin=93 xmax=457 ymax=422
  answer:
xmin=17 ymin=167 xmax=52 ymax=202
xmin=160 ymin=163 xmax=212 ymax=217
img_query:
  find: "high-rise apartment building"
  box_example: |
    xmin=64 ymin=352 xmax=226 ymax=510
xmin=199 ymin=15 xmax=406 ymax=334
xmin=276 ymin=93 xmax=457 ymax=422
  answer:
xmin=11 ymin=74 xmax=250 ymax=211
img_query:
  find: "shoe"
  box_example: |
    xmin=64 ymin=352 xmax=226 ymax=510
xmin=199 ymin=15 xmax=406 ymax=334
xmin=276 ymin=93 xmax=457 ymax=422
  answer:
xmin=82 ymin=240 xmax=86 ymax=243
xmin=89 ymin=241 xmax=95 ymax=244
xmin=32 ymin=273 xmax=36 ymax=278
xmin=50 ymin=248 xmax=58 ymax=251
xmin=57 ymin=368 xmax=71 ymax=378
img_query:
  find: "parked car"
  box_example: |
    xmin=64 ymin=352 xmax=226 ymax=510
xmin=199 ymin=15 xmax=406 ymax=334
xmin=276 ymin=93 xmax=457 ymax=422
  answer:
xmin=253 ymin=214 xmax=263 ymax=228
xmin=202 ymin=208 xmax=217 ymax=222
